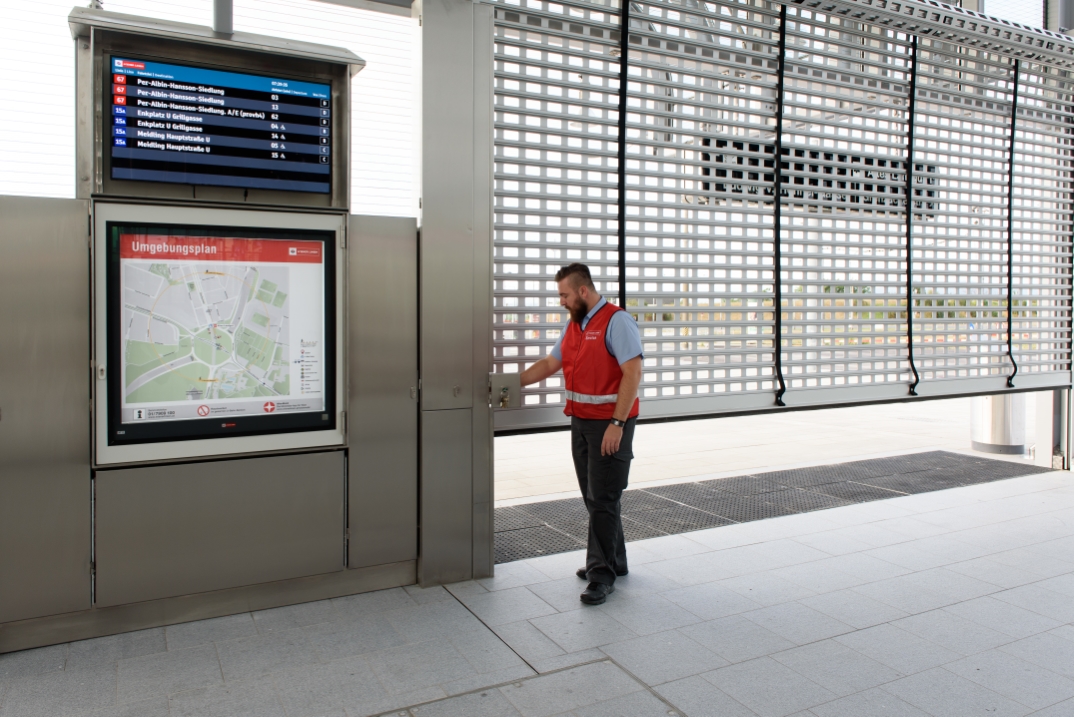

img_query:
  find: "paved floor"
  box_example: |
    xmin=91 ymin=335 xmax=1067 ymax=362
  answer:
xmin=2 ymin=470 xmax=1073 ymax=716
xmin=493 ymin=451 xmax=1053 ymax=563
xmin=495 ymin=397 xmax=1046 ymax=503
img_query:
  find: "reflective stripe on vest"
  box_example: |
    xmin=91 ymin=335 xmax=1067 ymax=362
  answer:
xmin=564 ymin=390 xmax=618 ymax=405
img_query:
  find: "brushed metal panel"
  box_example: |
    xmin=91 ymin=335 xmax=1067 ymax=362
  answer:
xmin=0 ymin=197 xmax=92 ymax=624
xmin=0 ymin=559 xmax=415 ymax=654
xmin=420 ymin=409 xmax=473 ymax=585
xmin=348 ymin=215 xmax=419 ymax=567
xmin=421 ymin=0 xmax=475 ymax=410
xmin=95 ymin=451 xmax=344 ymax=607
xmin=472 ymin=3 xmax=496 ymax=579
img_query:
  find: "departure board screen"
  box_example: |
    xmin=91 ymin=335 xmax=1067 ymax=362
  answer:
xmin=109 ymin=57 xmax=332 ymax=194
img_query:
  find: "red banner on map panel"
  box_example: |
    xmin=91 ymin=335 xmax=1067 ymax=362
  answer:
xmin=119 ymin=234 xmax=323 ymax=264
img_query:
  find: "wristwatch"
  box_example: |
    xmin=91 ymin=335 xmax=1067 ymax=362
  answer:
xmin=609 ymin=417 xmax=626 ymax=428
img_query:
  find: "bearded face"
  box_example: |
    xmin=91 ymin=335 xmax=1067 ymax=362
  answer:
xmin=567 ymin=293 xmax=589 ymax=324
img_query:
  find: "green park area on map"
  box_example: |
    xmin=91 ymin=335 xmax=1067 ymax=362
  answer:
xmin=122 ymin=263 xmax=293 ymax=405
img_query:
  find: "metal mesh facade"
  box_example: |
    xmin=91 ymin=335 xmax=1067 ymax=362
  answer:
xmin=1010 ymin=62 xmax=1074 ymax=377
xmin=491 ymin=0 xmax=1073 ymax=430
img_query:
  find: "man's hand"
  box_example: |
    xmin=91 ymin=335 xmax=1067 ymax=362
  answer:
xmin=601 ymin=423 xmax=623 ymax=456
xmin=519 ymin=355 xmax=562 ymax=387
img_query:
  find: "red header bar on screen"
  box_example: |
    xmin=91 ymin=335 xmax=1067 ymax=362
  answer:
xmin=119 ymin=235 xmax=323 ymax=264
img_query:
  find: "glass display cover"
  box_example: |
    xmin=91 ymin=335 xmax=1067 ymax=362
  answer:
xmin=106 ymin=222 xmax=336 ymax=444
xmin=109 ymin=56 xmax=332 ymax=194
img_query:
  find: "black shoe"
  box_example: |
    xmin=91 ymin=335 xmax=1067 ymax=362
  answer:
xmin=576 ymin=567 xmax=628 ymax=579
xmin=580 ymin=582 xmax=614 ymax=605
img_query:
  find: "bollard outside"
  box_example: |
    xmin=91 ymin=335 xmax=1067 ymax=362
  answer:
xmin=971 ymin=394 xmax=1026 ymax=455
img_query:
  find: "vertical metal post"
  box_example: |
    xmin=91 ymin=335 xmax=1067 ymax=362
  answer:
xmin=773 ymin=5 xmax=789 ymax=407
xmin=904 ymin=36 xmax=922 ymax=395
xmin=1006 ymin=59 xmax=1021 ymax=388
xmin=214 ymin=0 xmax=233 ymax=35
xmin=617 ymin=0 xmax=630 ymax=309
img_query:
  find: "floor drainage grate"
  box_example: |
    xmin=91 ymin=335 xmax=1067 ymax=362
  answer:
xmin=493 ymin=450 xmax=1054 ymax=564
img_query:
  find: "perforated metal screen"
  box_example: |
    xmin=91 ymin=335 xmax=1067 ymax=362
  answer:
xmin=491 ymin=0 xmax=1074 ymax=431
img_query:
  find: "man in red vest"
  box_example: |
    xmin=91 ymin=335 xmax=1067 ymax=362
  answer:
xmin=520 ymin=263 xmax=643 ymax=605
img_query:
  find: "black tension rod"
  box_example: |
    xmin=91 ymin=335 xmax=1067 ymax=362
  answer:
xmin=1005 ymin=59 xmax=1021 ymax=388
xmin=773 ymin=5 xmax=789 ymax=407
xmin=904 ymin=36 xmax=922 ymax=396
xmin=616 ymin=0 xmax=630 ymax=310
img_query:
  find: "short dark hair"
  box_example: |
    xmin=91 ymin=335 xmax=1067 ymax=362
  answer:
xmin=555 ymin=262 xmax=595 ymax=289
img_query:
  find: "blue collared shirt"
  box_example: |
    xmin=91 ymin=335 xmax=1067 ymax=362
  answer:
xmin=551 ymin=298 xmax=643 ymax=364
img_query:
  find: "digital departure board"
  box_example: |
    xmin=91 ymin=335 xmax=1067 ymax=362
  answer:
xmin=109 ymin=57 xmax=332 ymax=194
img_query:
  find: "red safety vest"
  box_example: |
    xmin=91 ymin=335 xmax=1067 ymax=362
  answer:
xmin=561 ymin=302 xmax=640 ymax=420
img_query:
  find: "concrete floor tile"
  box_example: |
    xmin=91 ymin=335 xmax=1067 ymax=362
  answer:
xmin=0 ymin=665 xmax=116 ymax=717
xmin=653 ymin=675 xmax=757 ymax=717
xmin=383 ymin=599 xmax=486 ymax=643
xmin=771 ymin=639 xmax=900 ymax=697
xmin=491 ymin=620 xmax=567 ymax=663
xmin=330 ymin=587 xmax=416 ymax=618
xmin=252 ymin=601 xmax=335 ymax=634
xmin=881 ymin=667 xmax=1032 ymax=717
xmin=863 ymin=543 xmax=953 ymax=572
xmin=987 ymin=548 xmax=1074 ymax=580
xmin=166 ymin=615 xmax=257 ymax=652
xmin=768 ymin=561 xmax=863 ymax=594
xmin=741 ymin=603 xmax=854 ymax=646
xmin=529 ymin=609 xmax=638 ymax=653
xmin=445 ymin=581 xmax=490 ymax=600
xmin=807 ymin=687 xmax=930 ymax=717
xmin=833 ymin=624 xmax=961 ymax=676
xmin=850 ymin=576 xmax=959 ymax=615
xmin=718 ymin=572 xmax=818 ymax=607
xmin=479 ymin=561 xmax=557 ymax=592
xmin=404 ymin=585 xmax=457 ymax=605
xmin=77 ymin=697 xmax=170 ymax=717
xmin=527 ymin=577 xmax=593 ymax=613
xmin=798 ymin=589 xmax=910 ymax=630
xmin=168 ymin=676 xmax=284 ymax=717
xmin=624 ymin=534 xmax=712 ymax=563
xmin=1030 ymin=697 xmax=1074 ymax=716
xmin=270 ymin=656 xmax=386 ymax=717
xmin=992 ymin=584 xmax=1074 ymax=623
xmin=891 ymin=609 xmax=1014 ymax=656
xmin=568 ymin=689 xmax=674 ymax=717
xmin=818 ymin=553 xmax=913 ymax=583
xmin=944 ymin=650 xmax=1074 ymax=710
xmin=604 ymin=565 xmax=683 ymax=598
xmin=66 ymin=629 xmax=166 ymax=671
xmin=215 ymin=629 xmax=321 ymax=683
xmin=408 ymin=689 xmax=523 ymax=717
xmin=458 ymin=587 xmax=558 ymax=627
xmin=998 ymin=632 xmax=1074 ymax=679
xmin=942 ymin=596 xmax=1063 ymax=639
xmin=0 ymin=644 xmax=67 ymax=682
xmin=661 ymin=582 xmax=763 ymax=621
xmin=499 ymin=661 xmax=640 ymax=717
xmin=600 ymin=630 xmax=728 ymax=685
xmin=304 ymin=613 xmax=406 ymax=662
xmin=702 ymin=656 xmax=838 ymax=717
xmin=367 ymin=639 xmax=476 ymax=695
xmin=528 ymin=649 xmax=606 ymax=674
xmin=683 ymin=615 xmax=796 ymax=664
xmin=597 ymin=593 xmax=701 ymax=636
xmin=116 ymin=644 xmax=222 ymax=703
xmin=449 ymin=628 xmax=529 ymax=675
xmin=441 ymin=665 xmax=536 ymax=697
xmin=943 ymin=557 xmax=1046 ymax=590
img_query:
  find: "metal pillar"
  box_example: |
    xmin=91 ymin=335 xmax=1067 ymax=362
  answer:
xmin=971 ymin=394 xmax=1027 ymax=454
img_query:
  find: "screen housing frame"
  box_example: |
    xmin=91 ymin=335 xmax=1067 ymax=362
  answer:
xmin=93 ymin=202 xmax=346 ymax=467
xmin=83 ymin=29 xmax=350 ymax=211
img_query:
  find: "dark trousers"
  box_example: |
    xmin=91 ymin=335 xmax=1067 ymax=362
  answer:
xmin=571 ymin=416 xmax=636 ymax=586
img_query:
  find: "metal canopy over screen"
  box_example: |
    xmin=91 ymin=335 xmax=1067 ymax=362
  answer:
xmin=491 ymin=0 xmax=1074 ymax=431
